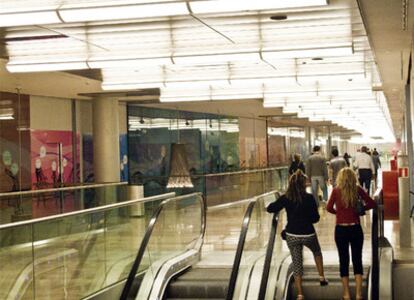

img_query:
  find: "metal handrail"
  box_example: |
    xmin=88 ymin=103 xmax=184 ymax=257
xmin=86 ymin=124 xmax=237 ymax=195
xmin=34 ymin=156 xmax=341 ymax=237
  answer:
xmin=371 ymin=188 xmax=382 ymax=300
xmin=0 ymin=192 xmax=175 ymax=230
xmin=119 ymin=192 xmax=206 ymax=300
xmin=203 ymin=166 xmax=288 ymax=177
xmin=0 ymin=181 xmax=127 ymax=198
xmin=258 ymin=213 xmax=279 ymax=300
xmin=130 ymin=166 xmax=288 ymax=181
xmin=257 ymin=190 xmax=283 ymax=300
xmin=226 ymin=190 xmax=278 ymax=300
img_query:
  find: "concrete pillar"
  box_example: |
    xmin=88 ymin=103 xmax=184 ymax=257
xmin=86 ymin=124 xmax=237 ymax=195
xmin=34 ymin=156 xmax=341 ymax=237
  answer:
xmin=92 ymin=96 xmax=120 ymax=183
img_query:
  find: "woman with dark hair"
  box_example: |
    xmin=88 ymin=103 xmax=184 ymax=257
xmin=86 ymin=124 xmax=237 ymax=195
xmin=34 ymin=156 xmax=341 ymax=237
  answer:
xmin=343 ymin=153 xmax=351 ymax=167
xmin=327 ymin=167 xmax=376 ymax=300
xmin=267 ymin=170 xmax=328 ymax=300
xmin=289 ymin=153 xmax=306 ymax=175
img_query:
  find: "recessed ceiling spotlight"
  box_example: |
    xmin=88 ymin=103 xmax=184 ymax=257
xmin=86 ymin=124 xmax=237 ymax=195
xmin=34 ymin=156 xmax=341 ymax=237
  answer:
xmin=270 ymin=14 xmax=288 ymax=21
xmin=312 ymin=57 xmax=323 ymax=61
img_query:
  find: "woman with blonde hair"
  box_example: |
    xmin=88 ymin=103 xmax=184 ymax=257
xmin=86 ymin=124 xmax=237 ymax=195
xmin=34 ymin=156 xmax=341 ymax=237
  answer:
xmin=327 ymin=167 xmax=376 ymax=300
xmin=267 ymin=170 xmax=328 ymax=300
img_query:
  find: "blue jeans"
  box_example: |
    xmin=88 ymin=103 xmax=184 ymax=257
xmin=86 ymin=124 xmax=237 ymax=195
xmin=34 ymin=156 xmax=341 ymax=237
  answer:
xmin=311 ymin=176 xmax=328 ymax=205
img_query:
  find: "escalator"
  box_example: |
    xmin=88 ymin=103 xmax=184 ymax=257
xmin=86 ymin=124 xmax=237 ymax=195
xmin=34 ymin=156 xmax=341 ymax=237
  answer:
xmin=119 ymin=191 xmax=280 ymax=300
xmin=119 ymin=188 xmax=392 ymax=300
xmin=262 ymin=188 xmax=392 ymax=300
xmin=285 ymin=265 xmax=369 ymax=300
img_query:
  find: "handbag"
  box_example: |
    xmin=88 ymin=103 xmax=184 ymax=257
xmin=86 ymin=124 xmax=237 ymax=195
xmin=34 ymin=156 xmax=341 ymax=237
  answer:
xmin=355 ymin=195 xmax=366 ymax=216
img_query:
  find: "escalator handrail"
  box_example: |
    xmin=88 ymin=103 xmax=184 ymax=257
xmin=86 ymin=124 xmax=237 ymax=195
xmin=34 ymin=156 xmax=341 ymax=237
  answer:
xmin=371 ymin=188 xmax=382 ymax=300
xmin=258 ymin=213 xmax=279 ymax=300
xmin=119 ymin=192 xmax=205 ymax=300
xmin=0 ymin=192 xmax=176 ymax=230
xmin=226 ymin=190 xmax=279 ymax=300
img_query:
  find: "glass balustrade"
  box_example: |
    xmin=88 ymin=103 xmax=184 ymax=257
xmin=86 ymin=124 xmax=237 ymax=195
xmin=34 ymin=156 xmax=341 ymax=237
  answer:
xmin=121 ymin=193 xmax=205 ymax=300
xmin=0 ymin=192 xmax=174 ymax=300
xmin=227 ymin=191 xmax=278 ymax=300
xmin=0 ymin=183 xmax=128 ymax=225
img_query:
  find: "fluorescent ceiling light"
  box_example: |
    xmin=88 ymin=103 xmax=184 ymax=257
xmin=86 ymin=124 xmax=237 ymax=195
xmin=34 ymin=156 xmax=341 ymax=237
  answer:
xmin=0 ymin=11 xmax=61 ymax=27
xmin=88 ymin=57 xmax=172 ymax=69
xmin=160 ymin=96 xmax=211 ymax=102
xmin=0 ymin=0 xmax=327 ymax=27
xmin=59 ymin=3 xmax=189 ymax=23
xmin=189 ymin=0 xmax=327 ymax=14
xmin=262 ymin=45 xmax=353 ymax=59
xmin=173 ymin=53 xmax=261 ymax=65
xmin=6 ymin=61 xmax=89 ymax=72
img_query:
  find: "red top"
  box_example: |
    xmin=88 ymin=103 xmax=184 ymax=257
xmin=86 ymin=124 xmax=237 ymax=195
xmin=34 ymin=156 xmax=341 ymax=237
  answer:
xmin=327 ymin=186 xmax=376 ymax=224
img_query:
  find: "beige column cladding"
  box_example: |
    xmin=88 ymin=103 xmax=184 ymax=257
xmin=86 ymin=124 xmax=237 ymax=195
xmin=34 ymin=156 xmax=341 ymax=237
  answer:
xmin=92 ymin=96 xmax=120 ymax=183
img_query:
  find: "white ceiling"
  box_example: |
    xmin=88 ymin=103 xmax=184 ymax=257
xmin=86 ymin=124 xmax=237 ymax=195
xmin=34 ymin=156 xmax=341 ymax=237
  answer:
xmin=357 ymin=0 xmax=414 ymax=139
xmin=0 ymin=0 xmax=411 ymax=141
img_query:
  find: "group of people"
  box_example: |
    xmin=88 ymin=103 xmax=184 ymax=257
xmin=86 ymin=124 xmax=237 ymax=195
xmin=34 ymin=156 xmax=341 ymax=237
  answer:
xmin=289 ymin=145 xmax=381 ymax=205
xmin=269 ymin=146 xmax=378 ymax=300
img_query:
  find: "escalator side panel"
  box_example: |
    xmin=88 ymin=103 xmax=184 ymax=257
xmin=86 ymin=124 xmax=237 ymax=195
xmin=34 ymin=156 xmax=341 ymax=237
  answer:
xmin=137 ymin=250 xmax=199 ymax=300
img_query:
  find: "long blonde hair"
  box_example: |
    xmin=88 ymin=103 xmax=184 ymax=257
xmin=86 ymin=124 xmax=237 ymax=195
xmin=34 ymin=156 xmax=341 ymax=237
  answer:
xmin=286 ymin=169 xmax=307 ymax=203
xmin=336 ymin=167 xmax=358 ymax=208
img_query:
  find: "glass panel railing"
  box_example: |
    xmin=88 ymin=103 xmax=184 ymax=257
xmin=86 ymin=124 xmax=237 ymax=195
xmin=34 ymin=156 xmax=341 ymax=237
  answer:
xmin=121 ymin=193 xmax=205 ymax=300
xmin=0 ymin=191 xmax=174 ymax=300
xmin=226 ymin=191 xmax=279 ymax=300
xmin=0 ymin=182 xmax=128 ymax=224
xmin=129 ymin=167 xmax=288 ymax=207
xmin=204 ymin=168 xmax=287 ymax=207
xmin=261 ymin=208 xmax=288 ymax=300
xmin=0 ymin=224 xmax=34 ymax=300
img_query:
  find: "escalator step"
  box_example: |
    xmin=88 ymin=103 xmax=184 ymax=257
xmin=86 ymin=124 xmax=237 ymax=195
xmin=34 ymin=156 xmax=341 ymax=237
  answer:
xmin=167 ymin=280 xmax=228 ymax=298
xmin=167 ymin=298 xmax=225 ymax=300
xmin=165 ymin=268 xmax=231 ymax=299
xmin=289 ymin=281 xmax=368 ymax=300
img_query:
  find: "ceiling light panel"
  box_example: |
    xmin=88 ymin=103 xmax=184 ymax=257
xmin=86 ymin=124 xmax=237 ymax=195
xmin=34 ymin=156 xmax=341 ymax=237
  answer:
xmin=1 ymin=0 xmax=394 ymax=141
xmin=0 ymin=0 xmax=328 ymax=27
xmin=5 ymin=4 xmax=354 ymax=71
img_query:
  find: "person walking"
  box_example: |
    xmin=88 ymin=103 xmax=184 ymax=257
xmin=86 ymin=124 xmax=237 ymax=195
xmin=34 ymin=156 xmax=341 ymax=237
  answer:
xmin=326 ymin=168 xmax=376 ymax=300
xmin=343 ymin=153 xmax=351 ymax=167
xmin=267 ymin=170 xmax=328 ymax=300
xmin=329 ymin=148 xmax=347 ymax=187
xmin=354 ymin=146 xmax=375 ymax=194
xmin=289 ymin=153 xmax=306 ymax=175
xmin=371 ymin=148 xmax=381 ymax=184
xmin=306 ymin=145 xmax=328 ymax=206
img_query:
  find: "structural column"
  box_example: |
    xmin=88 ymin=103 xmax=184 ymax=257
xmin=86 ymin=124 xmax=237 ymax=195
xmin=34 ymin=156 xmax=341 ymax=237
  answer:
xmin=92 ymin=96 xmax=120 ymax=183
xmin=326 ymin=126 xmax=332 ymax=157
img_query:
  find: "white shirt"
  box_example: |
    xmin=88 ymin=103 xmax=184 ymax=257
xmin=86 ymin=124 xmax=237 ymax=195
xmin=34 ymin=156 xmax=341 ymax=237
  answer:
xmin=354 ymin=152 xmax=375 ymax=172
